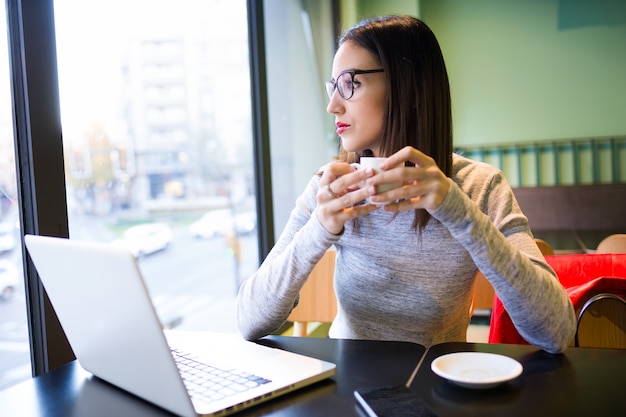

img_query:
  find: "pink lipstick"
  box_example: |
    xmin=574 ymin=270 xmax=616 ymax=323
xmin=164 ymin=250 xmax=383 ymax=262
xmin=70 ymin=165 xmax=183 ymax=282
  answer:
xmin=336 ymin=122 xmax=350 ymax=135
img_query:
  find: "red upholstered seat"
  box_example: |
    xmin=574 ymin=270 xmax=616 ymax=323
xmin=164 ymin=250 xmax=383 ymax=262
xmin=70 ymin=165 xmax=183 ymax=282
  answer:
xmin=488 ymin=254 xmax=626 ymax=345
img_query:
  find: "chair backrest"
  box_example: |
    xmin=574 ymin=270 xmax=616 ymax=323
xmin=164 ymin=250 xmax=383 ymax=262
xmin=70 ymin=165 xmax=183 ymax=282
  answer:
xmin=534 ymin=238 xmax=554 ymax=256
xmin=489 ymin=254 xmax=626 ymax=346
xmin=575 ymin=293 xmax=626 ymax=349
xmin=471 ymin=271 xmax=494 ymax=313
xmin=596 ymin=234 xmax=626 ymax=254
xmin=287 ymin=249 xmax=337 ymax=336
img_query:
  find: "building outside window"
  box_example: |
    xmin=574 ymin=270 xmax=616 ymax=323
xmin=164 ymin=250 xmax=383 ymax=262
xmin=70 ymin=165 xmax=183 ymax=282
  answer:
xmin=0 ymin=0 xmax=260 ymax=390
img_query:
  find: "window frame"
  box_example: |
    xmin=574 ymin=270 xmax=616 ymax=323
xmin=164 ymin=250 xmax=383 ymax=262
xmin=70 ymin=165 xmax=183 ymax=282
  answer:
xmin=247 ymin=0 xmax=275 ymax=259
xmin=6 ymin=0 xmax=74 ymax=375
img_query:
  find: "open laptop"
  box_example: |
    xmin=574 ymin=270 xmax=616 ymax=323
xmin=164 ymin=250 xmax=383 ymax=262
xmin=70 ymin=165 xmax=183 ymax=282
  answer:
xmin=24 ymin=234 xmax=335 ymax=417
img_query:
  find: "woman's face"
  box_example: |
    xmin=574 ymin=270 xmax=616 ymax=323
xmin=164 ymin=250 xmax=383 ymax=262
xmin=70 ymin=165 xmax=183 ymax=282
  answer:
xmin=326 ymin=41 xmax=386 ymax=156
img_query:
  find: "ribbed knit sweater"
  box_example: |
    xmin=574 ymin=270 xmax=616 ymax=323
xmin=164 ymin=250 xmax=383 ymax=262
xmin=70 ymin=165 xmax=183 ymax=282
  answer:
xmin=237 ymin=154 xmax=576 ymax=353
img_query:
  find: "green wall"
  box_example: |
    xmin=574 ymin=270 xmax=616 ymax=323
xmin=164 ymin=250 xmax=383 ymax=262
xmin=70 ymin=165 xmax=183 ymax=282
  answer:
xmin=340 ymin=0 xmax=626 ymax=147
xmin=340 ymin=0 xmax=420 ymax=26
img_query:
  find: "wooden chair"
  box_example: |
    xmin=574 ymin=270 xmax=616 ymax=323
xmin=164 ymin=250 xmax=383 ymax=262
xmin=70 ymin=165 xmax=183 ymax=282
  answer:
xmin=287 ymin=250 xmax=337 ymax=336
xmin=471 ymin=272 xmax=494 ymax=314
xmin=596 ymin=234 xmax=626 ymax=254
xmin=534 ymin=238 xmax=554 ymax=256
xmin=574 ymin=293 xmax=626 ymax=349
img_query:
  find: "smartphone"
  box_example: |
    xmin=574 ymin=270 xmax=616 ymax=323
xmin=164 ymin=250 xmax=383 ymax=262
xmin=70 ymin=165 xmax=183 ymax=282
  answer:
xmin=354 ymin=386 xmax=438 ymax=417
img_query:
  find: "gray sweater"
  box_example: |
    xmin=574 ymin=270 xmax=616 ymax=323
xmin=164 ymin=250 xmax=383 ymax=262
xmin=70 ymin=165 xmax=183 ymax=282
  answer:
xmin=237 ymin=154 xmax=576 ymax=353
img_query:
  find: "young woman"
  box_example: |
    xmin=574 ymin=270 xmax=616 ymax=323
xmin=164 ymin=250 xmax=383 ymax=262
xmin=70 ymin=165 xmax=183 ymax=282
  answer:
xmin=237 ymin=15 xmax=575 ymax=353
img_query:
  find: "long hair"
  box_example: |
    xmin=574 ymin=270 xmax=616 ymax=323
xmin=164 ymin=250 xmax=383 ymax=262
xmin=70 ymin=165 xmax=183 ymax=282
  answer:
xmin=338 ymin=15 xmax=453 ymax=232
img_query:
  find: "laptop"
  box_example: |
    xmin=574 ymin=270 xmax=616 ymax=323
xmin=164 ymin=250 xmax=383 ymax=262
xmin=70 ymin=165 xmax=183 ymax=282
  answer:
xmin=24 ymin=234 xmax=335 ymax=417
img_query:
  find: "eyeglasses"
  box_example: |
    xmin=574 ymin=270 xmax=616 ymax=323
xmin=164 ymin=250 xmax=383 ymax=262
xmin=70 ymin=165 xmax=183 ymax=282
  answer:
xmin=324 ymin=69 xmax=384 ymax=100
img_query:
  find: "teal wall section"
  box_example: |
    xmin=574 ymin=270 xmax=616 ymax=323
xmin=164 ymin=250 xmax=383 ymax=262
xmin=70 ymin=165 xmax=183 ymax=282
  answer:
xmin=455 ymin=136 xmax=626 ymax=186
xmin=340 ymin=0 xmax=420 ymax=29
xmin=422 ymin=0 xmax=626 ymax=146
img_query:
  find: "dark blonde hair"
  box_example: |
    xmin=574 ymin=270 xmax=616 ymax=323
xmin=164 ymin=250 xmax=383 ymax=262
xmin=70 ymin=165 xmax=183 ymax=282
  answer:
xmin=338 ymin=15 xmax=453 ymax=231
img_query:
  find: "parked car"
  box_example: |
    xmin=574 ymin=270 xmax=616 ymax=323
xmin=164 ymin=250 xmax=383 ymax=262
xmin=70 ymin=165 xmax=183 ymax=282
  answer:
xmin=233 ymin=210 xmax=257 ymax=236
xmin=0 ymin=261 xmax=19 ymax=301
xmin=189 ymin=209 xmax=256 ymax=239
xmin=114 ymin=222 xmax=173 ymax=257
xmin=0 ymin=222 xmax=17 ymax=253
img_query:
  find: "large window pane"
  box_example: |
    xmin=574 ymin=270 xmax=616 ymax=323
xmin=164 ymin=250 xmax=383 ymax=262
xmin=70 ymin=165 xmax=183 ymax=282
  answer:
xmin=264 ymin=0 xmax=337 ymax=234
xmin=54 ymin=0 xmax=257 ymax=332
xmin=0 ymin=4 xmax=30 ymax=391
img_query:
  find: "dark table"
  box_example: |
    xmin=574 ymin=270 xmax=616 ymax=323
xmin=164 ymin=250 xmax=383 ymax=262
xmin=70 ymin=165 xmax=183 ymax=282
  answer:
xmin=0 ymin=336 xmax=424 ymax=417
xmin=410 ymin=342 xmax=626 ymax=417
xmin=1 ymin=336 xmax=625 ymax=416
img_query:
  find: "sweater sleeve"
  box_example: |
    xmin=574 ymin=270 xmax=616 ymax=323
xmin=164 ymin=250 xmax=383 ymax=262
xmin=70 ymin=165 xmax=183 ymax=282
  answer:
xmin=236 ymin=175 xmax=340 ymax=340
xmin=430 ymin=170 xmax=576 ymax=353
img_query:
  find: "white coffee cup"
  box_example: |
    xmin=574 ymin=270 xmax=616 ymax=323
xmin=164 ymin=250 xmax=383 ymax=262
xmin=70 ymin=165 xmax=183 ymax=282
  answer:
xmin=351 ymin=157 xmax=402 ymax=205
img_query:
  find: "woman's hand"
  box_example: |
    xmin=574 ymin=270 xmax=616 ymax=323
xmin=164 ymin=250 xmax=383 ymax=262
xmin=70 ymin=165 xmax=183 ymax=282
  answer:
xmin=316 ymin=162 xmax=379 ymax=234
xmin=370 ymin=146 xmax=451 ymax=212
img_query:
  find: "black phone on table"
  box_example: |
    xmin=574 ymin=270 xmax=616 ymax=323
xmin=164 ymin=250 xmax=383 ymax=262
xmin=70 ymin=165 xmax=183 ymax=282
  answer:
xmin=354 ymin=386 xmax=438 ymax=417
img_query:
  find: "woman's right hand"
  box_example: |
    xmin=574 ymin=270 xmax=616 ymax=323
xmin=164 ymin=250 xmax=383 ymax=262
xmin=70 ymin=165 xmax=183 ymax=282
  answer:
xmin=316 ymin=162 xmax=379 ymax=234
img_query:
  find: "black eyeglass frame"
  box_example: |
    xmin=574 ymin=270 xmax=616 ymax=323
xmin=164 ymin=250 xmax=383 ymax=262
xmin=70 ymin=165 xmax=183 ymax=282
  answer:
xmin=325 ymin=68 xmax=384 ymax=100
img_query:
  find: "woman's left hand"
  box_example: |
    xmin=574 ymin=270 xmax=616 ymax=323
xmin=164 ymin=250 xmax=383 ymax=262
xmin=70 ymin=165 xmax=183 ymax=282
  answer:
xmin=369 ymin=146 xmax=451 ymax=212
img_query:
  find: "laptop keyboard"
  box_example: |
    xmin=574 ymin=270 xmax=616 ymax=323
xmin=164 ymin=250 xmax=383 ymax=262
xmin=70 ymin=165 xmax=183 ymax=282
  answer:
xmin=171 ymin=348 xmax=272 ymax=403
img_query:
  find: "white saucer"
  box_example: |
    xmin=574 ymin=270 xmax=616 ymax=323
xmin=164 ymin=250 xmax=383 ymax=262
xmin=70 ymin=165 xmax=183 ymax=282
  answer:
xmin=431 ymin=352 xmax=523 ymax=389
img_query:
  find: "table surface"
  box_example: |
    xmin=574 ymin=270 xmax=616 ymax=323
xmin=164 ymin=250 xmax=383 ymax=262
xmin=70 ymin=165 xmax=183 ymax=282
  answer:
xmin=1 ymin=336 xmax=625 ymax=416
xmin=0 ymin=336 xmax=424 ymax=417
xmin=411 ymin=342 xmax=626 ymax=417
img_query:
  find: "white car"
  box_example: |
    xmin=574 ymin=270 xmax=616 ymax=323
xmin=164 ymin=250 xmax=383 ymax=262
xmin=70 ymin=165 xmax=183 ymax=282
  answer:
xmin=114 ymin=222 xmax=173 ymax=257
xmin=0 ymin=261 xmax=19 ymax=301
xmin=189 ymin=210 xmax=256 ymax=239
xmin=232 ymin=210 xmax=257 ymax=236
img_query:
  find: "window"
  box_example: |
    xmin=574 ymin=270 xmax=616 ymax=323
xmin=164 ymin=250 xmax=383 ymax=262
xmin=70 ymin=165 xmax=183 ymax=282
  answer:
xmin=54 ymin=0 xmax=259 ymax=333
xmin=1 ymin=0 xmax=265 ymax=387
xmin=263 ymin=0 xmax=338 ymax=236
xmin=0 ymin=4 xmax=29 ymax=390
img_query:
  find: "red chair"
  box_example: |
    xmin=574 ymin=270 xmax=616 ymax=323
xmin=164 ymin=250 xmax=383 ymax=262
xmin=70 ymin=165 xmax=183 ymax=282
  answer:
xmin=488 ymin=253 xmax=626 ymax=346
